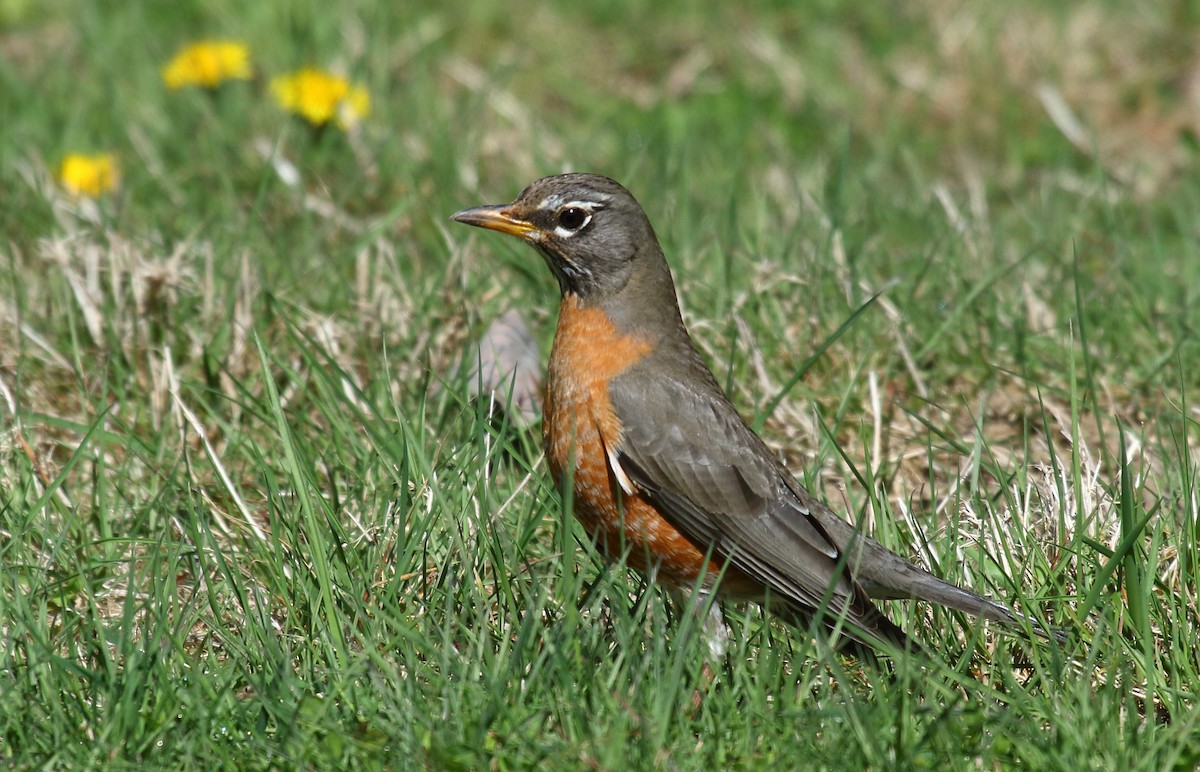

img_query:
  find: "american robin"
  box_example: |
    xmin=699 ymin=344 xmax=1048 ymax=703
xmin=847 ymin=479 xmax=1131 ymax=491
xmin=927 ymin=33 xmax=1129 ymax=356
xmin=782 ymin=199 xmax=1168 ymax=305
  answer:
xmin=452 ymin=173 xmax=1051 ymax=654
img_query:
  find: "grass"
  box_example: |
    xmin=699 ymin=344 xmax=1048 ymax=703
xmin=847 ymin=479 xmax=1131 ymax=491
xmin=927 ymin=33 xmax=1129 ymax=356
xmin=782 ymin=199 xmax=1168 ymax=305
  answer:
xmin=2 ymin=0 xmax=1199 ymax=767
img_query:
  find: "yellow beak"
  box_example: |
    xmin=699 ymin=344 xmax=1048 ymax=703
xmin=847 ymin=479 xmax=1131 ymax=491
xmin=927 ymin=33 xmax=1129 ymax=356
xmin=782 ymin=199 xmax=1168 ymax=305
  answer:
xmin=450 ymin=205 xmax=539 ymax=239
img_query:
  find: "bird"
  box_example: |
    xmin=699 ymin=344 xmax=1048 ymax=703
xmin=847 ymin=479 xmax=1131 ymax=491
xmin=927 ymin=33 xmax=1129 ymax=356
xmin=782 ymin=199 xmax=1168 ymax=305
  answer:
xmin=451 ymin=172 xmax=1053 ymax=655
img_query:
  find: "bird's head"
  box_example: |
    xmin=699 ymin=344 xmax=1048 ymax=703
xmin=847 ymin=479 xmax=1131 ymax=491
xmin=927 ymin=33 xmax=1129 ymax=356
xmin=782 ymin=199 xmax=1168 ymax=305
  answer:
xmin=452 ymin=173 xmax=663 ymax=301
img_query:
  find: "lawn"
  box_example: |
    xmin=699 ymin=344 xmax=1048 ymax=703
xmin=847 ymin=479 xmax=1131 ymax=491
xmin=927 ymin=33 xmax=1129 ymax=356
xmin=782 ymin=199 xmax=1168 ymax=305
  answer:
xmin=2 ymin=0 xmax=1198 ymax=767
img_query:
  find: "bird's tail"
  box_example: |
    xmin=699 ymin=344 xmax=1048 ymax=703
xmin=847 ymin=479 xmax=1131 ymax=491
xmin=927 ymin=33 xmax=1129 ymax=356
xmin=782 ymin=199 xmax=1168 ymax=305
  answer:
xmin=810 ymin=505 xmax=1066 ymax=643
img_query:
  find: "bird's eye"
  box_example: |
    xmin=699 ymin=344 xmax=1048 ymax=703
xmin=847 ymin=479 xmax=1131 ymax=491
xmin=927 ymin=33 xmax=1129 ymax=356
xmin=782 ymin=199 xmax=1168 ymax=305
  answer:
xmin=557 ymin=207 xmax=589 ymax=231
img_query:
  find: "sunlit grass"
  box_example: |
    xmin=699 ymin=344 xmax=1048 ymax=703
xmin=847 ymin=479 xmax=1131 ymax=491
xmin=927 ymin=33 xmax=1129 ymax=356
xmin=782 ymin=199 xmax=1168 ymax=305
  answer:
xmin=1 ymin=0 xmax=1198 ymax=767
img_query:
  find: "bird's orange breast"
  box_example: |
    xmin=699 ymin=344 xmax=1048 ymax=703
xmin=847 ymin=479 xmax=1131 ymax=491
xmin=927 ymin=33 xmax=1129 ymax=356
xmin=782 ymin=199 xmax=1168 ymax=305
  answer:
xmin=543 ymin=294 xmax=737 ymax=590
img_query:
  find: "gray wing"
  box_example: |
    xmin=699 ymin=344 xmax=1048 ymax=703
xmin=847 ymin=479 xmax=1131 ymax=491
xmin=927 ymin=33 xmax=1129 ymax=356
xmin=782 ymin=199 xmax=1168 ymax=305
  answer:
xmin=610 ymin=356 xmax=1059 ymax=644
xmin=608 ymin=362 xmax=908 ymax=646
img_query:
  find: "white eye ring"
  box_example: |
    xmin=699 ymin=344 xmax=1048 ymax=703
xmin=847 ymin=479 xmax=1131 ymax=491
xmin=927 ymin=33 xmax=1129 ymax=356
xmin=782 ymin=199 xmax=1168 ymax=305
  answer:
xmin=553 ymin=205 xmax=592 ymax=238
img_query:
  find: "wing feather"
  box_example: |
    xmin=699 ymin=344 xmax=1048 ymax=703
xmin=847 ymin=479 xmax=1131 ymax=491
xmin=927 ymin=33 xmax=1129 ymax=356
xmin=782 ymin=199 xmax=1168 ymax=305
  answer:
xmin=609 ymin=363 xmax=906 ymax=646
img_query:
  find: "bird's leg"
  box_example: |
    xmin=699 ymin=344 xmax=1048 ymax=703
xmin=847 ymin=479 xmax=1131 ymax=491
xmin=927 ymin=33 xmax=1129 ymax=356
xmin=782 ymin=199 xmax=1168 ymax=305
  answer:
xmin=668 ymin=588 xmax=729 ymax=713
xmin=698 ymin=593 xmax=730 ymax=661
xmin=696 ymin=600 xmax=728 ymax=712
xmin=667 ymin=588 xmax=729 ymax=658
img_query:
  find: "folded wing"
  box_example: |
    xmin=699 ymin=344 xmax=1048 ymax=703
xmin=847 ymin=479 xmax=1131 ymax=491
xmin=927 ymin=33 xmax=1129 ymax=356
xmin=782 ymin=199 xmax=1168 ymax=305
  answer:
xmin=608 ymin=364 xmax=910 ymax=648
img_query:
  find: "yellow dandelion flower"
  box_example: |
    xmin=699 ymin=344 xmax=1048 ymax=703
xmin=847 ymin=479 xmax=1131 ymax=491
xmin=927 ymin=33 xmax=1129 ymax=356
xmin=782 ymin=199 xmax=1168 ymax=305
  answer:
xmin=271 ymin=68 xmax=370 ymax=129
xmin=58 ymin=153 xmax=119 ymax=197
xmin=162 ymin=40 xmax=251 ymax=90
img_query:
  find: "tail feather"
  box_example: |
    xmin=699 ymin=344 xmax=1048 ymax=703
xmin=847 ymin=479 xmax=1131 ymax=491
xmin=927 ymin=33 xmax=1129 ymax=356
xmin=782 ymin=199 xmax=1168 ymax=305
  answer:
xmin=810 ymin=505 xmax=1065 ymax=643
